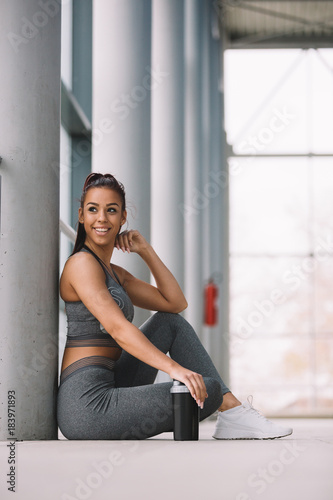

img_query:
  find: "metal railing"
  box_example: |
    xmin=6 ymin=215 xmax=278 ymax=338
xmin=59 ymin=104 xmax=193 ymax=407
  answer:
xmin=59 ymin=219 xmax=76 ymax=243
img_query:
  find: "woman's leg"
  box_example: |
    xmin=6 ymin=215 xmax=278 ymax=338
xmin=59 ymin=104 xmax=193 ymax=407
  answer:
xmin=116 ymin=312 xmax=229 ymax=389
xmin=115 ymin=376 xmax=223 ymax=439
xmin=115 ymin=312 xmax=230 ymax=412
xmin=58 ymin=363 xmax=221 ymax=440
xmin=58 ymin=366 xmax=175 ymax=440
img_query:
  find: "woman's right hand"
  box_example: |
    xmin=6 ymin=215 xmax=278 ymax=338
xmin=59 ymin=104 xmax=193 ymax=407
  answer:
xmin=169 ymin=365 xmax=208 ymax=409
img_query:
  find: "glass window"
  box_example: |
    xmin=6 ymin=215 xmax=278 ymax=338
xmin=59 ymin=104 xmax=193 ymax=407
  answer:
xmin=230 ymin=158 xmax=311 ymax=255
xmin=226 ymin=48 xmax=333 ymax=416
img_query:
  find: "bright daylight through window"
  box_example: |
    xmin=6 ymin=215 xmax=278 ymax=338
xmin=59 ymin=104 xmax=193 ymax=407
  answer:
xmin=225 ymin=48 xmax=333 ymax=416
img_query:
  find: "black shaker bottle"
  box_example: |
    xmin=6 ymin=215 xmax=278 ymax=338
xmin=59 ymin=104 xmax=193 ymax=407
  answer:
xmin=170 ymin=380 xmax=199 ymax=441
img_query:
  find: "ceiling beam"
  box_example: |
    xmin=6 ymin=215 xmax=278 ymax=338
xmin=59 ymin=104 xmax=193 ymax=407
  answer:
xmin=226 ymin=34 xmax=333 ymax=49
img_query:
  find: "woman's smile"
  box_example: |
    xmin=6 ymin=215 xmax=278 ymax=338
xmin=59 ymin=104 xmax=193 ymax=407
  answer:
xmin=93 ymin=227 xmax=111 ymax=236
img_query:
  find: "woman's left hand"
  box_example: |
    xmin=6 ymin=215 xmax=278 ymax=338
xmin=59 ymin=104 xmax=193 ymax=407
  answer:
xmin=115 ymin=229 xmax=149 ymax=254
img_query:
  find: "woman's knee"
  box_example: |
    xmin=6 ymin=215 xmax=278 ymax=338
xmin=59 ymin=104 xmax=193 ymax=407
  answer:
xmin=142 ymin=312 xmax=184 ymax=332
xmin=153 ymin=311 xmax=191 ymax=329
xmin=154 ymin=311 xmax=180 ymax=321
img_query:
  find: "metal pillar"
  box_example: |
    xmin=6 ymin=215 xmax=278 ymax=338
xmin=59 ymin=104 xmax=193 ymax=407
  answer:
xmin=0 ymin=0 xmax=61 ymax=439
xmin=92 ymin=0 xmax=152 ymax=328
xmin=208 ymin=4 xmax=230 ymax=386
xmin=201 ymin=0 xmax=213 ymax=352
xmin=151 ymin=0 xmax=185 ymax=290
xmin=184 ymin=0 xmax=204 ymax=339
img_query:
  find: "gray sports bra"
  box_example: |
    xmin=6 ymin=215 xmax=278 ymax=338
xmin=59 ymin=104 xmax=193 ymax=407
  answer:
xmin=64 ymin=246 xmax=134 ymax=349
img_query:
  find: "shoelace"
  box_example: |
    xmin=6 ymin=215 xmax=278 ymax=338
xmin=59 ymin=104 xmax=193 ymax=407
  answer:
xmin=243 ymin=395 xmax=270 ymax=422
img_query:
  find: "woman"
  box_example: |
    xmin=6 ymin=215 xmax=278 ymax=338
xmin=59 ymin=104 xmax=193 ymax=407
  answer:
xmin=57 ymin=173 xmax=292 ymax=440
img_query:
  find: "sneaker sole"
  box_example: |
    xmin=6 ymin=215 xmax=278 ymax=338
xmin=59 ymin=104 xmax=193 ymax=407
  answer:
xmin=212 ymin=430 xmax=293 ymax=440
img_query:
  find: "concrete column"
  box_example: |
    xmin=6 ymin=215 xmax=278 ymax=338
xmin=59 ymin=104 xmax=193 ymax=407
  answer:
xmin=151 ymin=0 xmax=185 ymax=290
xmin=0 ymin=0 xmax=61 ymax=439
xmin=92 ymin=0 xmax=152 ymax=327
xmin=184 ymin=0 xmax=204 ymax=338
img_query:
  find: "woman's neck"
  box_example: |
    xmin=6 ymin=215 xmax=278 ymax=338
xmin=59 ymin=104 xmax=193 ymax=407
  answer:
xmin=83 ymin=241 xmax=114 ymax=270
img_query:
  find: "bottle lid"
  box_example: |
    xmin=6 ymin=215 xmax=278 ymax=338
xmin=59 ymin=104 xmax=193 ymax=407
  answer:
xmin=170 ymin=380 xmax=190 ymax=393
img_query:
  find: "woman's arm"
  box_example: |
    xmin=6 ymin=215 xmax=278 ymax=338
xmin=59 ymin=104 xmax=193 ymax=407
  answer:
xmin=65 ymin=253 xmax=207 ymax=407
xmin=114 ymin=230 xmax=188 ymax=313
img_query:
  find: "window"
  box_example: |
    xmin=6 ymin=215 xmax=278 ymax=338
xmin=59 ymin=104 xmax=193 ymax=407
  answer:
xmin=225 ymin=48 xmax=333 ymax=415
xmin=59 ymin=0 xmax=92 ymax=372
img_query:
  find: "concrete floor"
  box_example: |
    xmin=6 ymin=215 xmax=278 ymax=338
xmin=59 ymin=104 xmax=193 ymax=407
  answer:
xmin=0 ymin=418 xmax=332 ymax=500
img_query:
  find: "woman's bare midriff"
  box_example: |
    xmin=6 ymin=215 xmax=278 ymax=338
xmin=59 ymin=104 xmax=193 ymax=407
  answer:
xmin=61 ymin=346 xmax=122 ymax=373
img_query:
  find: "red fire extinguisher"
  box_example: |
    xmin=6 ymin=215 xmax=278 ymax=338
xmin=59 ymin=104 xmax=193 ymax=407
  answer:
xmin=204 ymin=279 xmax=218 ymax=326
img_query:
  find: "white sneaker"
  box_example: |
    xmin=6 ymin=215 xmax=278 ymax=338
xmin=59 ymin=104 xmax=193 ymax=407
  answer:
xmin=212 ymin=396 xmax=293 ymax=440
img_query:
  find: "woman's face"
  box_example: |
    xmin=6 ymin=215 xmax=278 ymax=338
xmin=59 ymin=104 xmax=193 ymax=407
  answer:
xmin=79 ymin=187 xmax=126 ymax=248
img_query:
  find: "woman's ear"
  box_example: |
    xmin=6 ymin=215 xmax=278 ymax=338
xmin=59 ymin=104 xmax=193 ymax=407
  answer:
xmin=121 ymin=210 xmax=127 ymax=226
xmin=78 ymin=207 xmax=84 ymax=224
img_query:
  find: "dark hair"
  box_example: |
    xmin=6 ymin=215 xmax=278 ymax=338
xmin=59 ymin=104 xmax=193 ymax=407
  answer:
xmin=71 ymin=173 xmax=126 ymax=255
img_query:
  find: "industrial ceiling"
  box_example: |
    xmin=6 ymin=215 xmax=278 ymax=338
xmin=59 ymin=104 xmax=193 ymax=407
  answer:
xmin=218 ymin=0 xmax=333 ymax=48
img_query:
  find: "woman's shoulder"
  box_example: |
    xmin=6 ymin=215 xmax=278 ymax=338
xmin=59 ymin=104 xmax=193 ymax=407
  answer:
xmin=61 ymin=251 xmax=104 ymax=280
xmin=60 ymin=251 xmax=105 ymax=301
xmin=64 ymin=250 xmax=94 ymax=268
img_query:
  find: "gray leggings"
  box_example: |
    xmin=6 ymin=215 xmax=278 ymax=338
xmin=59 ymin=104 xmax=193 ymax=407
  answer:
xmin=57 ymin=312 xmax=230 ymax=440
